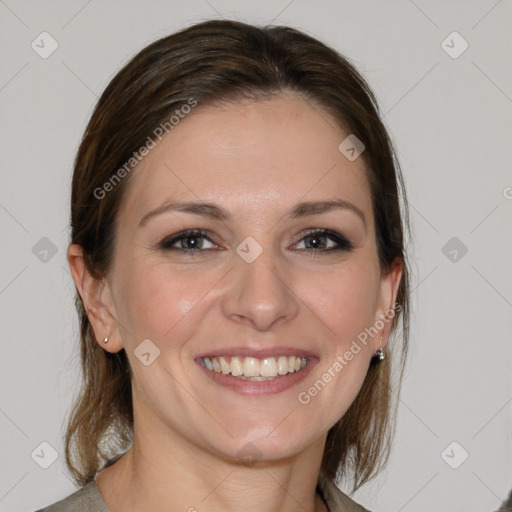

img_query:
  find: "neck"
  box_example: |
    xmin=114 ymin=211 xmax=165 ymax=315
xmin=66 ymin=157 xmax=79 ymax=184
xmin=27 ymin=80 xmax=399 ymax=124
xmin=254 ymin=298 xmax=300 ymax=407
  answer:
xmin=95 ymin=414 xmax=328 ymax=512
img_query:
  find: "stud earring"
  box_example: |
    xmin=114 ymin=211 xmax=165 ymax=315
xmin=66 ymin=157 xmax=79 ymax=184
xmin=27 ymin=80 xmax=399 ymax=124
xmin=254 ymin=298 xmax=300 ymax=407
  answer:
xmin=103 ymin=336 xmax=109 ymax=344
xmin=375 ymin=333 xmax=385 ymax=361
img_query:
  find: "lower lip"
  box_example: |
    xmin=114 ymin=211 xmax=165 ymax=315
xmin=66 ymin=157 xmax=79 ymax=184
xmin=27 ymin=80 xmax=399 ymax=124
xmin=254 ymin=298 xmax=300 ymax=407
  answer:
xmin=195 ymin=359 xmax=317 ymax=396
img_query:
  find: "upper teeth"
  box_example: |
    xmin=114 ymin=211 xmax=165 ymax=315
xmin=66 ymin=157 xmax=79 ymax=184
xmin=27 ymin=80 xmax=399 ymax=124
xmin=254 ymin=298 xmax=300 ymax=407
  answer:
xmin=201 ymin=355 xmax=308 ymax=378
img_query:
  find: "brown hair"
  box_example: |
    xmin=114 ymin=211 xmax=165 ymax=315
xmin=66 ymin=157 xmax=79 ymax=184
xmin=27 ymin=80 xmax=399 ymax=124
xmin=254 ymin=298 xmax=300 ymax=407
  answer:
xmin=65 ymin=19 xmax=411 ymax=494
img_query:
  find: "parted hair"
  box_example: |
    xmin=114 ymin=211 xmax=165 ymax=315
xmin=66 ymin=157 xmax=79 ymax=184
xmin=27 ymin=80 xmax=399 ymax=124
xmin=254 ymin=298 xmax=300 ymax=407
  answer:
xmin=65 ymin=18 xmax=411 ymax=494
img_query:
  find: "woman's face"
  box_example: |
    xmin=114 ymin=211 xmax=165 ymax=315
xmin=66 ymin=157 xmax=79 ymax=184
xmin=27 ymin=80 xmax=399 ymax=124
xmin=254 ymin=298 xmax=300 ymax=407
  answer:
xmin=101 ymin=92 xmax=401 ymax=463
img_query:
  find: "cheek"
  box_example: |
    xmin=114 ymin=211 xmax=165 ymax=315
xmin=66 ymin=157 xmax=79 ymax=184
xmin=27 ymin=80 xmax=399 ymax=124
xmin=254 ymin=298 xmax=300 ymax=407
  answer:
xmin=303 ymin=262 xmax=379 ymax=343
xmin=114 ymin=260 xmax=222 ymax=343
xmin=301 ymin=262 xmax=379 ymax=413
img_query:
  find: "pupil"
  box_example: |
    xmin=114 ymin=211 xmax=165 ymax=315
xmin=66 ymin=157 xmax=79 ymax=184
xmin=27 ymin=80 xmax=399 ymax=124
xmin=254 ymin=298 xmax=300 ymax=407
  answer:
xmin=307 ymin=235 xmax=325 ymax=249
xmin=185 ymin=236 xmax=199 ymax=249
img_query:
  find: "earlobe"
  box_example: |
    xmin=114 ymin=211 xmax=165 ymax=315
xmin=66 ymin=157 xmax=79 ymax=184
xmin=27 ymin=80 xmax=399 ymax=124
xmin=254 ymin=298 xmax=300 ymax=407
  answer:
xmin=66 ymin=243 xmax=124 ymax=353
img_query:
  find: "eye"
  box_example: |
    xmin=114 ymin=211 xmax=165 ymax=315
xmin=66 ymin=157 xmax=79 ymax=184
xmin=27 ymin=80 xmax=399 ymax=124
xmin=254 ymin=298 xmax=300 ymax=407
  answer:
xmin=293 ymin=229 xmax=353 ymax=254
xmin=159 ymin=230 xmax=218 ymax=254
xmin=158 ymin=228 xmax=353 ymax=256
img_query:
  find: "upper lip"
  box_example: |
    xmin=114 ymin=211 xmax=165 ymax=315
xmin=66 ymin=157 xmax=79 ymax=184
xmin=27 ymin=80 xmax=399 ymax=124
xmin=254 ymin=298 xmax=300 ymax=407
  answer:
xmin=195 ymin=346 xmax=318 ymax=360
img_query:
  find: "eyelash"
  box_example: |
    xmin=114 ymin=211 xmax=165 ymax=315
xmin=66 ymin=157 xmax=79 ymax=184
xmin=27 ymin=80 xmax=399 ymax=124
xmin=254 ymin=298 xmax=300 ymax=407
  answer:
xmin=158 ymin=229 xmax=354 ymax=256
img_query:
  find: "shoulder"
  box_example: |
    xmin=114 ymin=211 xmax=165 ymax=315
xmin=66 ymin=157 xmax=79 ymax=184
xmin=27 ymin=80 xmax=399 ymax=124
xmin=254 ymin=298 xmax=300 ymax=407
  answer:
xmin=33 ymin=480 xmax=110 ymax=512
xmin=321 ymin=477 xmax=372 ymax=512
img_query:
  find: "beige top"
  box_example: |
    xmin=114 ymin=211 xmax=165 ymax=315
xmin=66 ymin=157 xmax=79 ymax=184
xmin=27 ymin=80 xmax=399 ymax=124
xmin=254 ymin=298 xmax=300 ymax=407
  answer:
xmin=34 ymin=476 xmax=371 ymax=512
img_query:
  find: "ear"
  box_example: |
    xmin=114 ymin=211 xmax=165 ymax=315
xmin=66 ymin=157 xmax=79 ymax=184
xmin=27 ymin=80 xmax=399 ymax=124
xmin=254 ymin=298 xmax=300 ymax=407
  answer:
xmin=67 ymin=243 xmax=124 ymax=353
xmin=372 ymin=258 xmax=403 ymax=353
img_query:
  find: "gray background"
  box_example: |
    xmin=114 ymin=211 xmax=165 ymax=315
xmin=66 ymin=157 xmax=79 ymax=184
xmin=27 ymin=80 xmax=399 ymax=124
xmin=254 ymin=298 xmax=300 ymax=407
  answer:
xmin=0 ymin=1 xmax=511 ymax=511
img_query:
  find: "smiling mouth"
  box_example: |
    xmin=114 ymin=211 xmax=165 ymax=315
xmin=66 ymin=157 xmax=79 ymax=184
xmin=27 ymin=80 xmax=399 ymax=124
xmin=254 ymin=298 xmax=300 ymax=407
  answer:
xmin=198 ymin=355 xmax=308 ymax=381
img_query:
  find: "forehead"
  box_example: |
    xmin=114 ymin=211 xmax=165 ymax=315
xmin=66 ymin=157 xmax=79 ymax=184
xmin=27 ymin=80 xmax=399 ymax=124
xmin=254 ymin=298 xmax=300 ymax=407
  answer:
xmin=119 ymin=92 xmax=373 ymax=224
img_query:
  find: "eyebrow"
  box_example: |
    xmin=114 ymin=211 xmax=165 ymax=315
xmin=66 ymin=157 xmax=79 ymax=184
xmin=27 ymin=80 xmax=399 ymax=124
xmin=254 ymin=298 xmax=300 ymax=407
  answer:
xmin=138 ymin=199 xmax=367 ymax=232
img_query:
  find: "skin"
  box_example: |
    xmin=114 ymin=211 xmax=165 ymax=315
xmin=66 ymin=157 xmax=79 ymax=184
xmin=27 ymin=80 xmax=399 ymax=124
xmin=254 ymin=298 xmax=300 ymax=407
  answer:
xmin=68 ymin=91 xmax=402 ymax=512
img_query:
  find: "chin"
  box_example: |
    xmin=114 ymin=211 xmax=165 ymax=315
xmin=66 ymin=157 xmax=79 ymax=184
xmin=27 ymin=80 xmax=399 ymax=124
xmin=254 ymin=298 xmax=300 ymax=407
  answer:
xmin=210 ymin=425 xmax=320 ymax=466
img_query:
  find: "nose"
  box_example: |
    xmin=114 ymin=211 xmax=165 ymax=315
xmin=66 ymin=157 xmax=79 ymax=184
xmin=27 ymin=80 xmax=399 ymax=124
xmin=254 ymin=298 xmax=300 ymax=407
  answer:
xmin=220 ymin=246 xmax=300 ymax=332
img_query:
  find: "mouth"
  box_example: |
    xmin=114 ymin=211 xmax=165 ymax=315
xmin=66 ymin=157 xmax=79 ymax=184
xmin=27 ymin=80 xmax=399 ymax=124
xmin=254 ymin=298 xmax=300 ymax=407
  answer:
xmin=194 ymin=348 xmax=317 ymax=395
xmin=198 ymin=355 xmax=308 ymax=380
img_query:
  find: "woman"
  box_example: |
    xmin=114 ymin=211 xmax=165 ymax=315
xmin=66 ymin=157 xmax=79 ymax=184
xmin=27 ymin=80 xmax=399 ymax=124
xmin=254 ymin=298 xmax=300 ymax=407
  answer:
xmin=36 ymin=19 xmax=410 ymax=512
